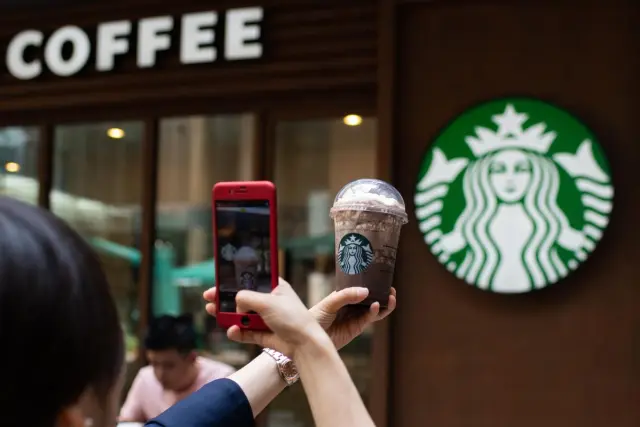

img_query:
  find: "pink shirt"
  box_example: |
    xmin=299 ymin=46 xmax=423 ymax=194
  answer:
xmin=119 ymin=356 xmax=236 ymax=422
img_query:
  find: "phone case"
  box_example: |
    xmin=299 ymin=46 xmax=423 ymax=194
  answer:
xmin=212 ymin=181 xmax=278 ymax=331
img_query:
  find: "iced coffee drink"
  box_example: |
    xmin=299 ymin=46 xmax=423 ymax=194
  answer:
xmin=330 ymin=179 xmax=408 ymax=307
xmin=233 ymin=246 xmax=260 ymax=291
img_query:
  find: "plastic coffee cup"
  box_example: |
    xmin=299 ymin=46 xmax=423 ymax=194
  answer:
xmin=234 ymin=246 xmax=259 ymax=291
xmin=330 ymin=179 xmax=408 ymax=307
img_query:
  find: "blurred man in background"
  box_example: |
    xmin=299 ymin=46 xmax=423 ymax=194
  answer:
xmin=119 ymin=315 xmax=236 ymax=422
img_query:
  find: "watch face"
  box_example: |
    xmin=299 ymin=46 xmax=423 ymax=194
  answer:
xmin=281 ymin=360 xmax=299 ymax=382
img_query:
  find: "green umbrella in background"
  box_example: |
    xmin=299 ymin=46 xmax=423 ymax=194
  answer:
xmin=90 ymin=233 xmax=336 ymax=315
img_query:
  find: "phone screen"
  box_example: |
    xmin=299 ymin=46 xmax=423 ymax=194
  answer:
xmin=215 ymin=200 xmax=272 ymax=313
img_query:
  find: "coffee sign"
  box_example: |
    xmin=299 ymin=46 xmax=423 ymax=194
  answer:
xmin=5 ymin=6 xmax=264 ymax=80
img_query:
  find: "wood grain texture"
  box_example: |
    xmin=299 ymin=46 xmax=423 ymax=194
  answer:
xmin=391 ymin=1 xmax=640 ymax=426
xmin=370 ymin=1 xmax=397 ymax=427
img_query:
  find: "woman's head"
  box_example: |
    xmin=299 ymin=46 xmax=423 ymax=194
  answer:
xmin=0 ymin=198 xmax=124 ymax=427
xmin=347 ymin=244 xmax=358 ymax=257
xmin=488 ymin=149 xmax=532 ymax=203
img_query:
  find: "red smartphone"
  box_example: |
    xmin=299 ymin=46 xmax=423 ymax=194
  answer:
xmin=212 ymin=181 xmax=278 ymax=330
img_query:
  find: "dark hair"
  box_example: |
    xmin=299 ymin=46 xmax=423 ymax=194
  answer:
xmin=144 ymin=314 xmax=197 ymax=353
xmin=0 ymin=198 xmax=124 ymax=426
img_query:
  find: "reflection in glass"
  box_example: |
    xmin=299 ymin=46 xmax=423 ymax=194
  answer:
xmin=0 ymin=126 xmax=39 ymax=204
xmin=270 ymin=117 xmax=377 ymax=427
xmin=155 ymin=115 xmax=255 ymax=368
xmin=51 ymin=122 xmax=143 ymax=388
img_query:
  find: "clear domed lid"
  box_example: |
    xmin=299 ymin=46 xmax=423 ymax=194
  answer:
xmin=330 ymin=178 xmax=408 ymax=223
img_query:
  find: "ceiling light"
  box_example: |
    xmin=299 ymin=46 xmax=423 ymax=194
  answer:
xmin=343 ymin=114 xmax=363 ymax=126
xmin=5 ymin=162 xmax=20 ymax=173
xmin=107 ymin=128 xmax=125 ymax=139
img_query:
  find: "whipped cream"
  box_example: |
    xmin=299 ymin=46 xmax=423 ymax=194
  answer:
xmin=334 ymin=191 xmax=404 ymax=209
xmin=334 ymin=180 xmax=405 ymax=210
xmin=331 ymin=179 xmax=408 ymax=223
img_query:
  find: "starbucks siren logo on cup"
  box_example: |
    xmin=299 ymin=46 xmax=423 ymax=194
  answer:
xmin=330 ymin=179 xmax=408 ymax=307
xmin=414 ymin=98 xmax=614 ymax=293
xmin=338 ymin=233 xmax=375 ymax=275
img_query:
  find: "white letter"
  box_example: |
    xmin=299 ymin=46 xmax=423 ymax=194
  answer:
xmin=225 ymin=7 xmax=263 ymax=60
xmin=96 ymin=20 xmax=131 ymax=71
xmin=181 ymin=12 xmax=217 ymax=64
xmin=137 ymin=16 xmax=173 ymax=68
xmin=44 ymin=26 xmax=91 ymax=77
xmin=6 ymin=30 xmax=43 ymax=80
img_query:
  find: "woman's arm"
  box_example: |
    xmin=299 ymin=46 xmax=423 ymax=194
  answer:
xmin=227 ymin=352 xmax=286 ymax=417
xmin=146 ymin=282 xmax=395 ymax=427
xmin=228 ymin=279 xmax=378 ymax=427
xmin=293 ymin=329 xmax=375 ymax=427
xmin=145 ymin=354 xmax=286 ymax=427
xmin=145 ymin=375 xmax=263 ymax=427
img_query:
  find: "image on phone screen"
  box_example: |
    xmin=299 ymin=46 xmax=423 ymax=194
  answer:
xmin=215 ymin=200 xmax=272 ymax=313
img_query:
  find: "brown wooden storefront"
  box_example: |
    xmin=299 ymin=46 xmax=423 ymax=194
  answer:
xmin=1 ymin=1 xmax=638 ymax=427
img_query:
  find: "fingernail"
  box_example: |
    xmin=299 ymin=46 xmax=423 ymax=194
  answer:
xmin=356 ymin=287 xmax=369 ymax=297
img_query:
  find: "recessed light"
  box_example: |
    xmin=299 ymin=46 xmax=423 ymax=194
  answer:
xmin=5 ymin=162 xmax=20 ymax=173
xmin=343 ymin=114 xmax=363 ymax=126
xmin=107 ymin=128 xmax=125 ymax=139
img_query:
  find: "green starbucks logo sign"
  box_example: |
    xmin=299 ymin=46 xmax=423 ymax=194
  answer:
xmin=338 ymin=233 xmax=374 ymax=275
xmin=415 ymin=99 xmax=614 ymax=293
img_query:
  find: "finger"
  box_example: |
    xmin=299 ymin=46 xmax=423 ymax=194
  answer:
xmin=226 ymin=326 xmax=247 ymax=343
xmin=376 ymin=291 xmax=397 ymax=321
xmin=203 ymin=287 xmax=217 ymax=302
xmin=205 ymin=302 xmax=217 ymax=316
xmin=235 ymin=290 xmax=272 ymax=314
xmin=359 ymin=301 xmax=381 ymax=325
xmin=274 ymin=277 xmax=295 ymax=295
xmin=227 ymin=326 xmax=271 ymax=348
xmin=278 ymin=276 xmax=292 ymax=288
xmin=368 ymin=301 xmax=381 ymax=319
xmin=314 ymin=287 xmax=369 ymax=314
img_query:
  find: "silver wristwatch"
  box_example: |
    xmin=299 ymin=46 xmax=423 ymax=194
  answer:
xmin=263 ymin=348 xmax=300 ymax=386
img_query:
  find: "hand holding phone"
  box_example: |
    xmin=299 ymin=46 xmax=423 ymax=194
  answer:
xmin=212 ymin=181 xmax=279 ymax=330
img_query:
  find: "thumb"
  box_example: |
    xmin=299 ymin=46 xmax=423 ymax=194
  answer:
xmin=227 ymin=326 xmax=272 ymax=348
xmin=313 ymin=287 xmax=369 ymax=315
xmin=202 ymin=286 xmax=216 ymax=302
xmin=236 ymin=290 xmax=272 ymax=314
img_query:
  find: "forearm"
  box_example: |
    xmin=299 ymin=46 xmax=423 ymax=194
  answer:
xmin=146 ymin=378 xmax=254 ymax=427
xmin=293 ymin=331 xmax=375 ymax=427
xmin=228 ymin=352 xmax=287 ymax=417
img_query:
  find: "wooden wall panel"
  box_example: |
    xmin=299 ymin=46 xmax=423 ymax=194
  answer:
xmin=391 ymin=1 xmax=640 ymax=427
xmin=0 ymin=0 xmax=377 ymax=119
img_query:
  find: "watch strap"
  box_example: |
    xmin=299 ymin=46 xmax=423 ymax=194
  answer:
xmin=263 ymin=348 xmax=299 ymax=386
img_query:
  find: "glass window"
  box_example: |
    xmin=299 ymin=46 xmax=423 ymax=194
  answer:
xmin=0 ymin=126 xmax=39 ymax=204
xmin=154 ymin=115 xmax=256 ymax=368
xmin=51 ymin=121 xmax=144 ymax=388
xmin=270 ymin=116 xmax=377 ymax=426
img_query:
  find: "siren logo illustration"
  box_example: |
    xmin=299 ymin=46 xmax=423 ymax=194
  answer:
xmin=221 ymin=243 xmax=237 ymax=261
xmin=240 ymin=271 xmax=256 ymax=290
xmin=338 ymin=233 xmax=375 ymax=275
xmin=414 ymin=99 xmax=614 ymax=293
